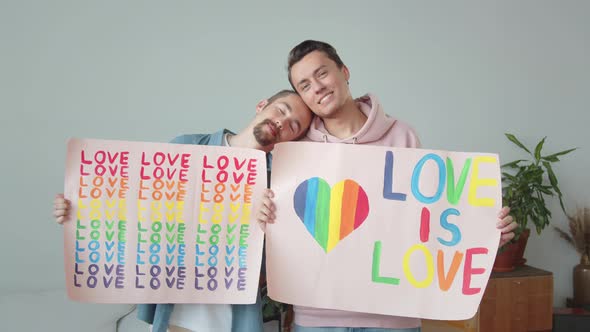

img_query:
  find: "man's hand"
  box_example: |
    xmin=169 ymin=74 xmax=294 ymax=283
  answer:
xmin=256 ymin=189 xmax=276 ymax=231
xmin=497 ymin=206 xmax=517 ymax=248
xmin=53 ymin=193 xmax=71 ymax=224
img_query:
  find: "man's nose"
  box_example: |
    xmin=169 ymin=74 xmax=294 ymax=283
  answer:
xmin=275 ymin=119 xmax=283 ymax=130
xmin=313 ymin=80 xmax=326 ymax=94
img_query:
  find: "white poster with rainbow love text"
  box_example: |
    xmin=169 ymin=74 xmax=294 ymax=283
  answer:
xmin=266 ymin=142 xmax=502 ymax=320
xmin=63 ymin=138 xmax=266 ymax=303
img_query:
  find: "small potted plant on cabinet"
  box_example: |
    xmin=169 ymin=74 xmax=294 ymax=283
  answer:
xmin=494 ymin=133 xmax=575 ymax=272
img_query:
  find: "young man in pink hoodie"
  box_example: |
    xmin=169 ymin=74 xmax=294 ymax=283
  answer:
xmin=257 ymin=40 xmax=517 ymax=332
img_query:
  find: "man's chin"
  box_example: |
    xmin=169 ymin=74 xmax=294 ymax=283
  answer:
xmin=255 ymin=137 xmax=277 ymax=148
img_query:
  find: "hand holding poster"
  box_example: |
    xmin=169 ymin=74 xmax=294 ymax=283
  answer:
xmin=63 ymin=138 xmax=266 ymax=304
xmin=265 ymin=142 xmax=502 ymax=320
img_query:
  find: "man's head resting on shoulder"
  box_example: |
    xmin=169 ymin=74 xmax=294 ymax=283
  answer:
xmin=244 ymin=89 xmax=313 ymax=152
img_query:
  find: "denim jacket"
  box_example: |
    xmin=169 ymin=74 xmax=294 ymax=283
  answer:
xmin=136 ymin=129 xmax=266 ymax=332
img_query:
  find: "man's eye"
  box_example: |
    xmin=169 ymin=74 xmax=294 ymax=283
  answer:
xmin=319 ymin=71 xmax=327 ymax=78
xmin=301 ymin=84 xmax=310 ymax=91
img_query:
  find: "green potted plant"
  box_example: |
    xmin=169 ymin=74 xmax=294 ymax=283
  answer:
xmin=261 ymin=285 xmax=286 ymax=321
xmin=494 ymin=133 xmax=575 ymax=271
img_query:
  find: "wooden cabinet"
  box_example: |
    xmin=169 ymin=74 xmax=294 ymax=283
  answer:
xmin=479 ymin=265 xmax=553 ymax=332
xmin=422 ymin=316 xmax=479 ymax=332
xmin=423 ymin=265 xmax=553 ymax=332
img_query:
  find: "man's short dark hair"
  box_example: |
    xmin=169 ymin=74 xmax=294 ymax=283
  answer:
xmin=287 ymin=40 xmax=345 ymax=89
xmin=264 ymin=89 xmax=297 ymax=107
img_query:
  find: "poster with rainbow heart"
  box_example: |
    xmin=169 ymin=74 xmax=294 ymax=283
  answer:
xmin=62 ymin=138 xmax=266 ymax=303
xmin=265 ymin=142 xmax=502 ymax=320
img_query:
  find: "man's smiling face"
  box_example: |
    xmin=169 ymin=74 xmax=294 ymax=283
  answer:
xmin=289 ymin=50 xmax=351 ymax=119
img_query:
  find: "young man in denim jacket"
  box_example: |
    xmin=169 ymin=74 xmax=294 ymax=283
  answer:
xmin=54 ymin=89 xmax=313 ymax=332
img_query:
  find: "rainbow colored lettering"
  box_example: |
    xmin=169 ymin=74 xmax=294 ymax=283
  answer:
xmin=135 ymin=151 xmax=190 ymax=290
xmin=195 ymin=155 xmax=257 ymax=291
xmin=373 ymin=151 xmax=497 ymax=295
xmin=75 ymin=150 xmax=129 ymax=289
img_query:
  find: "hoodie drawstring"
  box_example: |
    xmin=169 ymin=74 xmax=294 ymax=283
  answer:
xmin=322 ymin=134 xmax=358 ymax=144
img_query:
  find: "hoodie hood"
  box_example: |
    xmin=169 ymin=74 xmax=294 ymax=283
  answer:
xmin=305 ymin=93 xmax=396 ymax=144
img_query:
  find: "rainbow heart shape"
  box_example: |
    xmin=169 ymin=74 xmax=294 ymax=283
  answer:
xmin=293 ymin=177 xmax=370 ymax=253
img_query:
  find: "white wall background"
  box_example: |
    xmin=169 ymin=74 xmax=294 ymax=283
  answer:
xmin=1 ymin=0 xmax=588 ymax=317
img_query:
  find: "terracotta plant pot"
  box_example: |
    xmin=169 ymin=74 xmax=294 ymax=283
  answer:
xmin=493 ymin=241 xmax=518 ymax=272
xmin=573 ymin=254 xmax=590 ymax=306
xmin=514 ymin=228 xmax=531 ymax=266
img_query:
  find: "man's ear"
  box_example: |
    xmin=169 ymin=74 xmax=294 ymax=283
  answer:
xmin=342 ymin=65 xmax=350 ymax=81
xmin=256 ymin=99 xmax=269 ymax=114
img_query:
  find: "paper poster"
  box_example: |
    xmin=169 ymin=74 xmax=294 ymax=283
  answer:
xmin=63 ymin=138 xmax=266 ymax=303
xmin=266 ymin=142 xmax=502 ymax=320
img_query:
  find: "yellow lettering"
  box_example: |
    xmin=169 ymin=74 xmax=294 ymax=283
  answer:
xmin=468 ymin=156 xmax=498 ymax=207
xmin=403 ymin=244 xmax=434 ymax=288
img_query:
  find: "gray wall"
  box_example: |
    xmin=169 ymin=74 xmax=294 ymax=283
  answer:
xmin=1 ymin=0 xmax=589 ymax=309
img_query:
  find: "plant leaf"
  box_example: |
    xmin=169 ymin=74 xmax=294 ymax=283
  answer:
xmin=538 ymin=186 xmax=553 ymax=195
xmin=505 ymin=133 xmax=531 ymax=154
xmin=502 ymin=172 xmax=517 ymax=181
xmin=543 ymin=162 xmax=558 ymax=188
xmin=534 ymin=137 xmax=546 ymax=162
xmin=543 ymin=148 xmax=577 ymax=160
xmin=543 ymin=161 xmax=567 ymax=214
xmin=501 ymin=159 xmax=526 ymax=168
xmin=541 ymin=155 xmax=560 ymax=162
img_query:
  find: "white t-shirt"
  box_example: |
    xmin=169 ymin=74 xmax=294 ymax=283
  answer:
xmin=168 ymin=133 xmax=234 ymax=332
xmin=168 ymin=304 xmax=232 ymax=332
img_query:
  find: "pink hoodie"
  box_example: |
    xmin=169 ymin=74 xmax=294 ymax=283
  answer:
xmin=295 ymin=93 xmax=422 ymax=329
xmin=304 ymin=94 xmax=421 ymax=148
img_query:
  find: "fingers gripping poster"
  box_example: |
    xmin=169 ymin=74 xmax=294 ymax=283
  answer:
xmin=63 ymin=138 xmax=266 ymax=303
xmin=266 ymin=142 xmax=502 ymax=320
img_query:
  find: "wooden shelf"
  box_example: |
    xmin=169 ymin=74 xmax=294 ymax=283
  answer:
xmin=423 ymin=265 xmax=553 ymax=332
